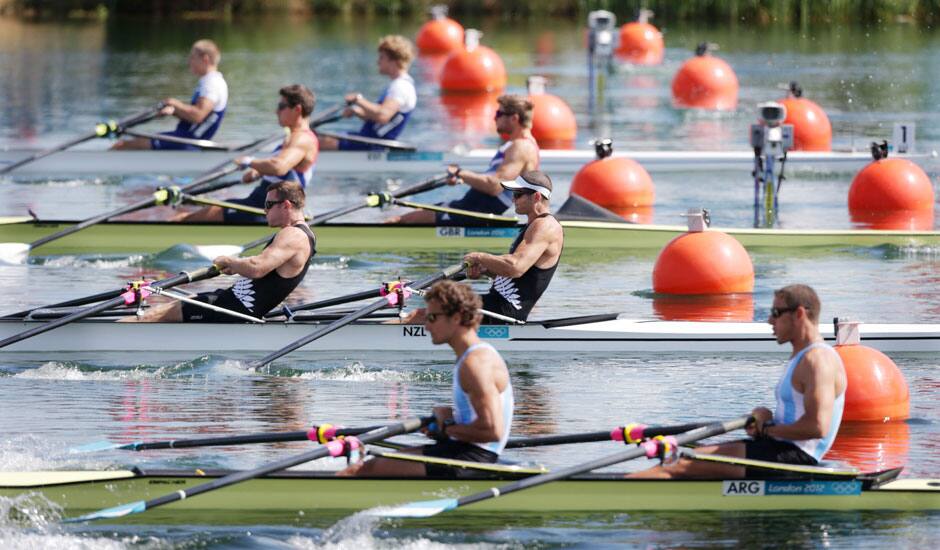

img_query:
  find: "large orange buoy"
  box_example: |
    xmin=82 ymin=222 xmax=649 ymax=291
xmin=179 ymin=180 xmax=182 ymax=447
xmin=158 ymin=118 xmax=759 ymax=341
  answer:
xmin=570 ymin=147 xmax=654 ymax=210
xmin=526 ymin=76 xmax=576 ymax=149
xmin=779 ymin=82 xmax=831 ymax=151
xmin=616 ymin=9 xmax=664 ymax=65
xmin=671 ymin=43 xmax=738 ymax=111
xmin=440 ymin=29 xmax=506 ymax=94
xmin=835 ymin=345 xmax=910 ymax=421
xmin=652 ymin=293 xmax=754 ymax=322
xmin=416 ymin=5 xmax=464 ymax=55
xmin=848 ymin=151 xmax=934 ymax=229
xmin=653 ymin=210 xmax=754 ymax=295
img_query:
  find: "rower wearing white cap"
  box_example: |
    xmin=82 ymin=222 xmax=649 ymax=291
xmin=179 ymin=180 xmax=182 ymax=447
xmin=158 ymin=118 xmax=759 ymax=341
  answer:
xmin=463 ymin=170 xmax=563 ymax=323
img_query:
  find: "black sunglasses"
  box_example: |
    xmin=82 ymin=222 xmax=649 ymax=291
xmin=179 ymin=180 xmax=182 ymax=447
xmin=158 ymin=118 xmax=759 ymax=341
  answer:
xmin=264 ymin=199 xmax=289 ymax=210
xmin=770 ymin=306 xmax=797 ymax=318
xmin=426 ymin=311 xmax=445 ymax=322
xmin=512 ymin=189 xmax=535 ymax=198
xmin=494 ymin=109 xmax=511 ymax=119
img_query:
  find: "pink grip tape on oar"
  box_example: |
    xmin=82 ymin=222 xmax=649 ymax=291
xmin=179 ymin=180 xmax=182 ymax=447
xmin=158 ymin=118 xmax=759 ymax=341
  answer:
xmin=610 ymin=423 xmax=648 ymax=444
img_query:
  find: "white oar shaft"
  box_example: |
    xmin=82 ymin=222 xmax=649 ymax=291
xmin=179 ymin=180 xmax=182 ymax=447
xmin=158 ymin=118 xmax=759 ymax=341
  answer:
xmin=151 ymin=288 xmax=264 ymax=323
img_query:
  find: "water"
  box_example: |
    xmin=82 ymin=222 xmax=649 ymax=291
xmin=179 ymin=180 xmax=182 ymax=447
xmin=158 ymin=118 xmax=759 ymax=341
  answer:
xmin=1 ymin=15 xmax=939 ymax=549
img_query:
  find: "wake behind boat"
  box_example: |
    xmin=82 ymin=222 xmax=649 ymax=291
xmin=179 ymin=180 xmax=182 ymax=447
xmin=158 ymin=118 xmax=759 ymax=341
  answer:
xmin=3 ymin=217 xmax=939 ymax=258
xmin=1 ymin=313 xmax=937 ymax=354
xmin=1 ymin=147 xmax=936 ymax=176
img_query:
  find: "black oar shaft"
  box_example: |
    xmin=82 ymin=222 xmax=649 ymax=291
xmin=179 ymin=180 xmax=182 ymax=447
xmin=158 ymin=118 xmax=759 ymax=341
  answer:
xmin=0 ymin=266 xmax=218 ymax=350
xmin=249 ymin=263 xmax=464 ymax=368
xmin=456 ymin=417 xmax=750 ymax=509
xmin=265 ymin=288 xmax=381 ymax=318
xmin=505 ymin=422 xmax=710 ymax=449
xmin=130 ymin=423 xmax=390 ymax=451
xmin=311 ymin=174 xmax=447 ymax=225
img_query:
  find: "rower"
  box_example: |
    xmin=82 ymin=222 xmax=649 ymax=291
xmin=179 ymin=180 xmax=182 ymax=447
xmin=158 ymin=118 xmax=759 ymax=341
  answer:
xmin=112 ymin=39 xmax=228 ymax=151
xmin=628 ymin=284 xmax=847 ymax=479
xmin=173 ymin=84 xmax=318 ymax=223
xmin=126 ymin=181 xmax=316 ymax=323
xmin=339 ymin=281 xmax=513 ymax=478
xmin=318 ymin=35 xmax=417 ymax=151
xmin=389 ymin=94 xmax=540 ymax=225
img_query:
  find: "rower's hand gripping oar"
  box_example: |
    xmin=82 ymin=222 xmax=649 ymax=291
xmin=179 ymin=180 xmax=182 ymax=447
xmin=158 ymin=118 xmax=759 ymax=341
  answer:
xmin=0 ymin=233 xmax=276 ymax=349
xmin=0 ymin=130 xmax=286 ymax=264
xmin=371 ymin=415 xmax=750 ymax=518
xmin=310 ymin=173 xmax=449 ymax=225
xmin=248 ymin=263 xmax=465 ymax=368
xmin=0 ymin=104 xmax=165 ymax=175
xmin=66 ymin=416 xmax=430 ymax=523
xmin=69 ymin=420 xmax=403 ymax=453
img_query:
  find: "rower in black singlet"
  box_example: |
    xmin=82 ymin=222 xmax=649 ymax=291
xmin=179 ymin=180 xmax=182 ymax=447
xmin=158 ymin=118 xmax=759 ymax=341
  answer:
xmin=182 ymin=223 xmax=317 ymax=322
xmin=481 ymin=213 xmax=560 ymax=323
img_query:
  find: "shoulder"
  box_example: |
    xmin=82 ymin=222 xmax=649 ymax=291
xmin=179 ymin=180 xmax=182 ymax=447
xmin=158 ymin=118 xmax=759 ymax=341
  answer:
xmin=507 ymin=136 xmax=539 ymax=157
xmin=274 ymin=225 xmax=310 ymax=246
xmin=461 ymin=345 xmax=507 ymax=376
xmin=201 ymin=71 xmax=227 ymax=88
xmin=526 ymin=215 xmax=563 ymax=238
xmin=799 ymin=344 xmax=843 ymax=376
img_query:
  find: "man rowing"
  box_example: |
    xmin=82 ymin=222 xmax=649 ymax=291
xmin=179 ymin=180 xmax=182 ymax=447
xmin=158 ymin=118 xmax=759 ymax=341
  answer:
xmin=173 ymin=84 xmax=318 ymax=223
xmin=629 ymin=284 xmax=847 ymax=479
xmin=389 ymin=94 xmax=540 ymax=225
xmin=318 ymin=35 xmax=416 ymax=151
xmin=112 ymin=39 xmax=228 ymax=151
xmin=126 ymin=181 xmax=316 ymax=322
xmin=340 ymin=281 xmax=513 ymax=478
xmin=463 ymin=171 xmax=563 ymax=323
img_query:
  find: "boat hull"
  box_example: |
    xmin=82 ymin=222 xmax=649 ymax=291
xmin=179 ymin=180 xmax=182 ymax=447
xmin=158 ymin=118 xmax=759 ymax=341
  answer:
xmin=3 ymin=148 xmax=934 ymax=175
xmin=1 ymin=317 xmax=937 ymax=354
xmin=2 ymin=470 xmax=937 ymax=524
xmin=2 ymin=219 xmax=939 ymax=256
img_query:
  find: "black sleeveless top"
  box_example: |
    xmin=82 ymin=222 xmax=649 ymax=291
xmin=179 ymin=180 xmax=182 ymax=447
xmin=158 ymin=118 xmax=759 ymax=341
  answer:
xmin=221 ymin=223 xmax=317 ymax=317
xmin=481 ymin=214 xmax=560 ymax=323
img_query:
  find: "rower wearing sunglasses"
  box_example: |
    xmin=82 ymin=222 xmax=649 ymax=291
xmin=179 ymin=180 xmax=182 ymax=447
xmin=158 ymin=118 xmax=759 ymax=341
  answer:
xmin=389 ymin=94 xmax=540 ymax=225
xmin=128 ymin=180 xmax=316 ymax=323
xmin=628 ymin=284 xmax=847 ymax=479
xmin=463 ymin=170 xmax=563 ymax=324
xmin=174 ymin=84 xmax=319 ymax=223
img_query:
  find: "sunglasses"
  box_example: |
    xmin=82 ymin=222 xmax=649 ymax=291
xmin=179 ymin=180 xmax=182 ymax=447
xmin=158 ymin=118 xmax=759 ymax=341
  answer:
xmin=277 ymin=101 xmax=291 ymax=111
xmin=425 ymin=311 xmax=446 ymax=323
xmin=264 ymin=199 xmax=289 ymax=210
xmin=512 ymin=189 xmax=536 ymax=198
xmin=494 ymin=109 xmax=512 ymax=119
xmin=770 ymin=306 xmax=797 ymax=318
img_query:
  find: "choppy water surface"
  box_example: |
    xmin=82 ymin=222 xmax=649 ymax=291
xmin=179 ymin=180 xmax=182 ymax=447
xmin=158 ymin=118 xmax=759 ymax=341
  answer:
xmin=1 ymin=15 xmax=939 ymax=549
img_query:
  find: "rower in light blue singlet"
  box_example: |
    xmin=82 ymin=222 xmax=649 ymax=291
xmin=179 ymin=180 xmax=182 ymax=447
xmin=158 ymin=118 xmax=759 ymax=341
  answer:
xmin=451 ymin=342 xmax=514 ymax=455
xmin=774 ymin=342 xmax=846 ymax=461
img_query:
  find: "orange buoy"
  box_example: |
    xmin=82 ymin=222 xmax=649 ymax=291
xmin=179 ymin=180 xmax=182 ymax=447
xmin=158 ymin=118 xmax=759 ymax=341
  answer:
xmin=416 ymin=6 xmax=464 ymax=55
xmin=848 ymin=156 xmax=934 ymax=229
xmin=616 ymin=9 xmax=663 ymax=65
xmin=835 ymin=344 xmax=910 ymax=421
xmin=526 ymin=76 xmax=576 ymax=149
xmin=440 ymin=29 xmax=506 ymax=94
xmin=653 ymin=210 xmax=753 ymax=295
xmin=779 ymin=82 xmax=831 ymax=151
xmin=671 ymin=43 xmax=738 ymax=111
xmin=652 ymin=293 xmax=754 ymax=322
xmin=570 ymin=154 xmax=655 ymax=210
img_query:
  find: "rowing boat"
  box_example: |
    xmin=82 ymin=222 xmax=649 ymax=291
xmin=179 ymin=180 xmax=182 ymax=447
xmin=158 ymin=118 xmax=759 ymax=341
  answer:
xmin=1 ymin=468 xmax=935 ymax=524
xmin=1 ymin=315 xmax=936 ymax=353
xmin=2 ymin=218 xmax=938 ymax=257
xmin=1 ymin=148 xmax=935 ymax=175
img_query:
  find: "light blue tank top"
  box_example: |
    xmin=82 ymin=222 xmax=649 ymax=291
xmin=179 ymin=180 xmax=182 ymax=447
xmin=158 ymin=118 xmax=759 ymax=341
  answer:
xmin=452 ymin=342 xmax=513 ymax=455
xmin=774 ymin=342 xmax=846 ymax=461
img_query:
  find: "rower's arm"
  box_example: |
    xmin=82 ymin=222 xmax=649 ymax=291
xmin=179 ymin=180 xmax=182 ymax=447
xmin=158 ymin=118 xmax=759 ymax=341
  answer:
xmin=465 ymin=218 xmax=554 ymax=278
xmin=247 ymin=133 xmax=313 ymax=177
xmin=458 ymin=140 xmax=535 ymax=197
xmin=764 ymin=349 xmax=840 ymax=441
xmin=164 ymin=96 xmax=215 ymax=125
xmin=214 ymin=227 xmax=305 ymax=279
xmin=445 ymin=351 xmax=506 ymax=444
xmin=351 ymin=96 xmax=402 ymax=125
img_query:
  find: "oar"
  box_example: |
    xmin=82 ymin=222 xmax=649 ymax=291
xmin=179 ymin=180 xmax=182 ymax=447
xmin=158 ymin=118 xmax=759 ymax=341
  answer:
xmin=387 ymin=198 xmax=519 ymax=225
xmin=505 ymin=421 xmax=710 ymax=449
xmin=0 ymin=104 xmax=164 ymax=175
xmin=311 ymin=173 xmax=449 ymax=225
xmin=69 ymin=421 xmax=401 ymax=453
xmin=678 ymin=449 xmax=860 ymax=477
xmin=0 ymin=131 xmax=285 ymax=263
xmin=120 ymin=129 xmax=234 ymax=151
xmin=0 ymin=233 xmax=276 ymax=348
xmin=66 ymin=416 xmax=429 ymax=523
xmin=372 ymin=415 xmax=750 ymax=518
xmin=247 ymin=263 xmax=465 ymax=368
xmin=265 ymin=286 xmax=390 ymax=319
xmin=316 ymin=129 xmax=416 ymax=151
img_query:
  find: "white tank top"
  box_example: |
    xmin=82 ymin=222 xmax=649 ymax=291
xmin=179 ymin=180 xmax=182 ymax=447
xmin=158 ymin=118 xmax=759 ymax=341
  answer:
xmin=773 ymin=342 xmax=846 ymax=461
xmin=452 ymin=342 xmax=513 ymax=455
